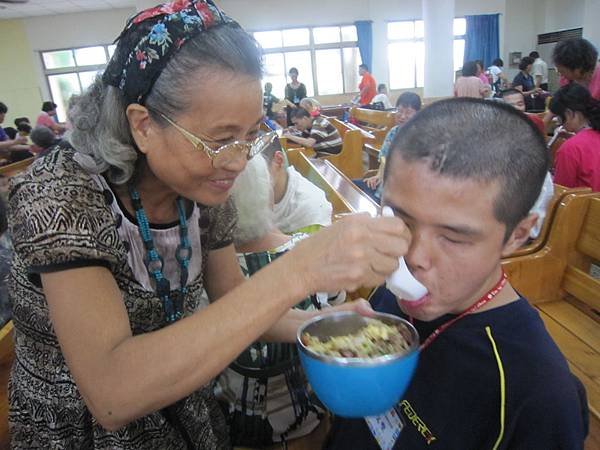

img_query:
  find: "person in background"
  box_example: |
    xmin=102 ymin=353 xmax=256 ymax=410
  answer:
xmin=262 ymin=138 xmax=332 ymax=234
xmin=0 ymin=102 xmax=30 ymax=159
xmin=371 ymin=84 xmax=392 ymax=110
xmin=529 ymin=51 xmax=549 ymax=91
xmin=512 ymin=56 xmax=542 ymax=110
xmin=263 ymin=82 xmax=279 ymax=120
xmin=549 ymin=83 xmax=600 ymax=191
xmin=499 ymin=88 xmax=546 ymax=134
xmin=324 ymin=97 xmax=588 ymax=450
xmin=475 ymin=60 xmax=491 ymax=88
xmin=356 ymin=64 xmax=377 ymax=106
xmin=299 ymin=97 xmax=321 ymax=117
xmin=356 ymin=92 xmax=422 ymax=202
xmin=30 ymin=126 xmax=60 ymax=158
xmin=553 ymin=38 xmax=600 ymax=100
xmin=284 ymin=67 xmax=307 ymax=126
xmin=36 ymin=101 xmax=66 ymax=136
xmin=454 ymin=61 xmax=490 ymax=98
xmin=488 ymin=58 xmax=508 ymax=93
xmin=217 ymin=155 xmax=342 ymax=447
xmin=498 ymin=89 xmax=554 ymax=239
xmin=284 ymin=108 xmax=342 ymax=157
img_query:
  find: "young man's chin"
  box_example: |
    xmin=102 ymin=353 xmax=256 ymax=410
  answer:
xmin=396 ymin=293 xmax=437 ymax=321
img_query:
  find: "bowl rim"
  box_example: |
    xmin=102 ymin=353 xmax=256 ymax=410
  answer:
xmin=296 ymin=311 xmax=420 ymax=367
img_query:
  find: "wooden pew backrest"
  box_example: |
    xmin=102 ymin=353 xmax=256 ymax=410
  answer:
xmin=0 ymin=321 xmax=14 ymax=449
xmin=0 ymin=157 xmax=34 ymax=178
xmin=287 ymin=149 xmax=352 ymax=217
xmin=507 ymin=185 xmax=591 ymax=258
xmin=503 ymin=192 xmax=600 ymax=303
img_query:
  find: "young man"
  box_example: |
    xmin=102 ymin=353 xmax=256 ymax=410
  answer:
xmin=357 ymin=92 xmax=422 ymax=201
xmin=499 ymin=88 xmax=545 ymax=134
xmin=325 ymin=98 xmax=587 ymax=449
xmin=284 ymin=108 xmax=342 ymax=156
xmin=529 ymin=51 xmax=549 ymax=91
xmin=357 ymin=64 xmax=377 ymax=106
xmin=370 ymin=84 xmax=392 ymax=110
xmin=262 ymin=138 xmax=332 ymax=234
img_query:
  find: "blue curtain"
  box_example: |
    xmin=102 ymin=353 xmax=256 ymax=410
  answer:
xmin=355 ymin=20 xmax=373 ymax=71
xmin=463 ymin=14 xmax=500 ymax=68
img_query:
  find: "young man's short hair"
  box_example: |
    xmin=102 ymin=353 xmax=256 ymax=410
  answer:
xmin=290 ymin=107 xmax=311 ymax=120
xmin=41 ymin=101 xmax=57 ymax=112
xmin=552 ymin=38 xmax=598 ymax=73
xmin=529 ymin=51 xmax=540 ymax=59
xmin=384 ymin=98 xmax=548 ymax=240
xmin=498 ymin=88 xmax=524 ymax=99
xmin=359 ymin=63 xmax=369 ymax=71
xmin=396 ymin=92 xmax=422 ymax=111
xmin=17 ymin=122 xmax=32 ymax=134
xmin=0 ymin=103 xmax=7 ymax=114
xmin=492 ymin=58 xmax=504 ymax=67
xmin=14 ymin=117 xmax=29 ymax=127
xmin=377 ymin=84 xmax=387 ymax=93
xmin=261 ymin=135 xmax=284 ymax=162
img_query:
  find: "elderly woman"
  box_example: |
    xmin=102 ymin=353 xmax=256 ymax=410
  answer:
xmin=7 ymin=1 xmax=409 ymax=448
xmin=218 ymin=155 xmax=343 ymax=447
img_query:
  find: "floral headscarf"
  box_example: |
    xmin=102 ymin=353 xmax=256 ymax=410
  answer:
xmin=103 ymin=0 xmax=237 ymax=105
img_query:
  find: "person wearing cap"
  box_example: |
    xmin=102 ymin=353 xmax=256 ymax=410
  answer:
xmin=36 ymin=101 xmax=67 ymax=135
xmin=7 ymin=1 xmax=410 ymax=448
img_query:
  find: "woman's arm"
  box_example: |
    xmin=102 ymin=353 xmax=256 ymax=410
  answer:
xmin=43 ymin=213 xmax=409 ymax=431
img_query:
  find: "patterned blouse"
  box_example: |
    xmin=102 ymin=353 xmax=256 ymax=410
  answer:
xmin=7 ymin=146 xmax=236 ymax=449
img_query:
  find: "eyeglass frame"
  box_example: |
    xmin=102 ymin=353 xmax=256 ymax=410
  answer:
xmin=154 ymin=109 xmax=276 ymax=167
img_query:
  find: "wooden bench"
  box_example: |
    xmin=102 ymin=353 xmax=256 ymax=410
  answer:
xmin=503 ymin=193 xmax=600 ymax=448
xmin=507 ymin=185 xmax=591 ymax=258
xmin=287 ymin=149 xmax=378 ymax=217
xmin=0 ymin=321 xmax=14 ymax=448
xmin=0 ymin=157 xmax=34 ymax=178
xmin=349 ymin=107 xmax=395 ymax=148
xmin=318 ymin=118 xmax=366 ymax=180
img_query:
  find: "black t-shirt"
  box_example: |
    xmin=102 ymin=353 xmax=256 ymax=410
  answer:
xmin=263 ymin=92 xmax=279 ymax=119
xmin=324 ymin=287 xmax=588 ymax=450
xmin=285 ymin=83 xmax=307 ymax=105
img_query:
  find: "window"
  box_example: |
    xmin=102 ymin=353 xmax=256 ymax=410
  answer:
xmin=387 ymin=18 xmax=467 ymax=89
xmin=253 ymin=25 xmax=361 ymax=98
xmin=41 ymin=45 xmax=114 ymax=122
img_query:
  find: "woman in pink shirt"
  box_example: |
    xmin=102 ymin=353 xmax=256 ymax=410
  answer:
xmin=553 ymin=38 xmax=600 ymax=101
xmin=36 ymin=101 xmax=66 ymax=135
xmin=549 ymin=83 xmax=600 ymax=191
xmin=454 ymin=61 xmax=490 ymax=98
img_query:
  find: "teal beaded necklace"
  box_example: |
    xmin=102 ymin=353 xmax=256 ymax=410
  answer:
xmin=128 ymin=185 xmax=192 ymax=323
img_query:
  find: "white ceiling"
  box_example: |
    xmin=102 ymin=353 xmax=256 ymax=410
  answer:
xmin=0 ymin=0 xmax=136 ymax=19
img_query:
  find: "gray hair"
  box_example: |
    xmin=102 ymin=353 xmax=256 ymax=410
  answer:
xmin=68 ymin=24 xmax=262 ymax=185
xmin=30 ymin=126 xmax=56 ymax=149
xmin=232 ymin=155 xmax=274 ymax=246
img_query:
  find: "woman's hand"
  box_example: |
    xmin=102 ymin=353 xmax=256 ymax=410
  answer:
xmin=364 ymin=175 xmax=381 ymax=190
xmin=289 ymin=213 xmax=411 ymax=294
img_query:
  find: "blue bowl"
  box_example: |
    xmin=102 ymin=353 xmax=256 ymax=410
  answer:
xmin=297 ymin=311 xmax=419 ymax=418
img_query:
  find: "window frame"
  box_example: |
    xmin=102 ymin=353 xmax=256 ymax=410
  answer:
xmin=386 ymin=17 xmax=467 ymax=89
xmin=252 ymin=24 xmax=361 ymax=97
xmin=40 ymin=44 xmax=115 ymax=122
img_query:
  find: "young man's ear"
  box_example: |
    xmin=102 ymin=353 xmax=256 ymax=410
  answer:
xmin=126 ymin=104 xmax=153 ymax=155
xmin=501 ymin=213 xmax=538 ymax=257
xmin=273 ymin=150 xmax=285 ymax=168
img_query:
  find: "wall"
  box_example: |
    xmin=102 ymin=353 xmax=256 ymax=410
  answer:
xmin=22 ymin=8 xmax=134 ymax=100
xmin=541 ymin=0 xmax=584 ymax=33
xmin=583 ymin=0 xmax=600 ymax=48
xmin=0 ymin=20 xmax=42 ymax=128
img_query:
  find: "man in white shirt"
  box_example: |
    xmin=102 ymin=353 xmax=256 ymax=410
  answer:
xmin=370 ymin=84 xmax=392 ymax=110
xmin=530 ymin=51 xmax=549 ymax=91
xmin=262 ymin=139 xmax=333 ymax=234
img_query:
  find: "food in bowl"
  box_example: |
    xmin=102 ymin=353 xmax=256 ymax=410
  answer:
xmin=300 ymin=319 xmax=411 ymax=358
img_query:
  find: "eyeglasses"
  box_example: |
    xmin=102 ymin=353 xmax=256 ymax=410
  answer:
xmin=157 ymin=111 xmax=277 ymax=169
